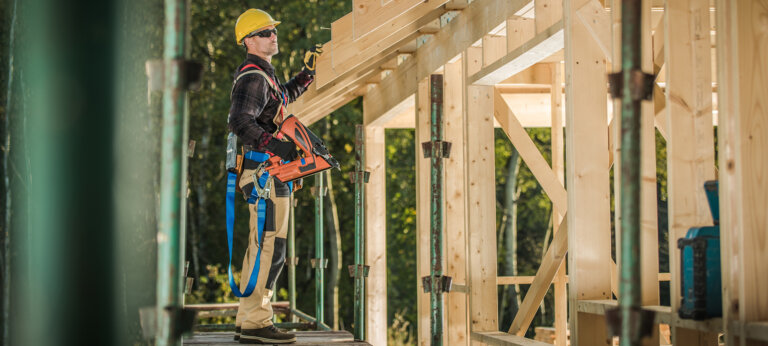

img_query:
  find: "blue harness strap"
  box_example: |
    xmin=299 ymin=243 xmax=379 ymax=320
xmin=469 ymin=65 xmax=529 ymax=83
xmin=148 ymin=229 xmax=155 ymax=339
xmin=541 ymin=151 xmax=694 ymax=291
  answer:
xmin=226 ymin=151 xmax=269 ymax=298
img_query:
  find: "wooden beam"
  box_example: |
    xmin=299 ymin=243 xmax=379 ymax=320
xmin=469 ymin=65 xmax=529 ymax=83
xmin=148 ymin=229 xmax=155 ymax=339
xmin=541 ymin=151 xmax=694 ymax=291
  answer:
xmin=716 ymin=0 xmax=768 ymax=345
xmin=471 ymin=20 xmax=564 ymax=85
xmin=640 ymin=2 xmax=661 ymax=343
xmin=665 ymin=0 xmax=718 ymax=344
xmin=444 ymin=58 xmax=469 ymax=346
xmin=483 ymin=34 xmax=508 ymax=67
xmin=364 ymin=0 xmax=532 ymax=124
xmin=363 ymin=125 xmax=386 ymax=346
xmin=414 ymin=78 xmax=433 ymax=345
xmin=535 ymin=0 xmax=563 ymax=34
xmin=575 ymin=0 xmax=611 ymax=63
xmin=576 ymin=300 xmax=724 ymax=334
xmin=364 ymin=94 xmax=414 ymax=127
xmin=549 ymin=61 xmax=567 ymax=346
xmin=564 ymin=0 xmax=612 ymax=344
xmin=493 ymin=89 xmax=568 ymax=212
xmin=508 ymin=217 xmax=568 ymax=336
xmin=471 ymin=331 xmax=553 ymax=346
xmin=466 ymin=85 xmax=498 ymax=335
xmin=507 ymin=18 xmax=536 ymax=53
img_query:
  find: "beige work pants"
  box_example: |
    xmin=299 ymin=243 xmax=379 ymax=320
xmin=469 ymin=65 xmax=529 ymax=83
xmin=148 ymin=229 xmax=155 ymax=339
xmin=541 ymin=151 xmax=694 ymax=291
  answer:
xmin=235 ymin=168 xmax=290 ymax=329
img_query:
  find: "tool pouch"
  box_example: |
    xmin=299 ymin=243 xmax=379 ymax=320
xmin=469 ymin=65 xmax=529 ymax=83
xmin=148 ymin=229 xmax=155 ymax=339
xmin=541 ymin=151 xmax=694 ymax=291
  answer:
xmin=226 ymin=132 xmax=245 ymax=193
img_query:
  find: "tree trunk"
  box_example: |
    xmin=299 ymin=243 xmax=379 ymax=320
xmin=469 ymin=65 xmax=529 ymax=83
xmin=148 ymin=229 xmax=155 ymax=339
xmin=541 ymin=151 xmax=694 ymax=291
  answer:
xmin=500 ymin=149 xmax=521 ymax=327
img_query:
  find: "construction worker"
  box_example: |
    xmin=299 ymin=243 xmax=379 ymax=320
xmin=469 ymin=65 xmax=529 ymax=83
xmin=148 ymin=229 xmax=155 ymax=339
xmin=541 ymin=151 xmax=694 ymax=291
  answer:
xmin=228 ymin=8 xmax=321 ymax=344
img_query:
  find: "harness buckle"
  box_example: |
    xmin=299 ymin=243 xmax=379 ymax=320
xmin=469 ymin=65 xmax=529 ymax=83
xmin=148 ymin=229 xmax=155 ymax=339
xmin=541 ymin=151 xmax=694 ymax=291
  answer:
xmin=252 ymin=162 xmax=273 ymax=200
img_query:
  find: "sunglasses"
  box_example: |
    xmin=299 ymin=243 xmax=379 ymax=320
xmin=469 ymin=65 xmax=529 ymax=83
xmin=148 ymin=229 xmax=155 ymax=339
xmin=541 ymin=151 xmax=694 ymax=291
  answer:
xmin=250 ymin=28 xmax=278 ymax=38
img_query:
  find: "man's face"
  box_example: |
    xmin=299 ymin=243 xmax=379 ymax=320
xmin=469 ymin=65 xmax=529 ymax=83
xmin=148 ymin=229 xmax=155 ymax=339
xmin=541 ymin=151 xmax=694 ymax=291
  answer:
xmin=246 ymin=25 xmax=278 ymax=57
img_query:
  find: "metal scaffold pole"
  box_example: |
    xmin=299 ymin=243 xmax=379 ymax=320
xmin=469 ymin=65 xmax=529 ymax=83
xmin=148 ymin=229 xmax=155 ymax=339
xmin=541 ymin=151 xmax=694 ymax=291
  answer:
xmin=157 ymin=0 xmax=189 ymax=344
xmin=614 ymin=0 xmax=651 ymax=345
xmin=314 ymin=174 xmax=325 ymax=327
xmin=288 ymin=194 xmax=297 ymax=322
xmin=351 ymin=125 xmax=369 ymax=340
xmin=424 ymin=74 xmax=448 ymax=346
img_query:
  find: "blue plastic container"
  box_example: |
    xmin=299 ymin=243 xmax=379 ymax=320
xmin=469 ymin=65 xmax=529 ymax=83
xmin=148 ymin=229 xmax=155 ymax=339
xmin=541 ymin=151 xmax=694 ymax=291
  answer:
xmin=677 ymin=181 xmax=722 ymax=320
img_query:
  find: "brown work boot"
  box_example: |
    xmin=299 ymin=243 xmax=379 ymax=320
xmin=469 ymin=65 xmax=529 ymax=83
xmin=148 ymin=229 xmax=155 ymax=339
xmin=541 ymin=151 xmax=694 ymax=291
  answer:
xmin=239 ymin=325 xmax=296 ymax=344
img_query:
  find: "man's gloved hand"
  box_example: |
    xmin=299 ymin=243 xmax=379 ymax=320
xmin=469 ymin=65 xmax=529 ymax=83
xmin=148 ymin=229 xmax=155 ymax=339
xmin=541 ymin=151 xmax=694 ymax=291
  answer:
xmin=303 ymin=44 xmax=323 ymax=75
xmin=266 ymin=138 xmax=299 ymax=161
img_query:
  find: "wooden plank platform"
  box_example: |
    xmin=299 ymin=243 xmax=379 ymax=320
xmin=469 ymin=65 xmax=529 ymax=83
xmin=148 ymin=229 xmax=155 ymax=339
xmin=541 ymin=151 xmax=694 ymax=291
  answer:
xmin=183 ymin=331 xmax=371 ymax=345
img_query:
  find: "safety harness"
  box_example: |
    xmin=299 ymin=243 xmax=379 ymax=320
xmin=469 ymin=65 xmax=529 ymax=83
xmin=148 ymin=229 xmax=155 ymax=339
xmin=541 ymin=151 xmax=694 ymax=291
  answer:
xmin=225 ymin=63 xmax=291 ymax=298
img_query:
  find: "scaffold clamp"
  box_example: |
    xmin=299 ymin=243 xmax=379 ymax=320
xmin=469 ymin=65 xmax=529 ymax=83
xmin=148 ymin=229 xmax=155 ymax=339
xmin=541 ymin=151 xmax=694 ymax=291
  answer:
xmin=284 ymin=257 xmax=299 ymax=267
xmin=349 ymin=171 xmax=370 ymax=184
xmin=607 ymin=69 xmax=656 ymax=101
xmin=145 ymin=59 xmax=203 ymax=92
xmin=421 ymin=140 xmax=452 ymax=159
xmin=310 ymin=258 xmax=328 ymax=269
xmin=421 ymin=275 xmax=453 ymax=293
xmin=605 ymin=306 xmax=656 ymax=339
xmin=347 ymin=264 xmax=370 ymax=278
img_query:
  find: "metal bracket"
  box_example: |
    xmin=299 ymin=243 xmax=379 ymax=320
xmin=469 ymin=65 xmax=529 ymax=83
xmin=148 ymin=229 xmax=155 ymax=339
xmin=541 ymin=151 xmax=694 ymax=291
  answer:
xmin=145 ymin=59 xmax=204 ymax=92
xmin=605 ymin=307 xmax=656 ymax=339
xmin=421 ymin=275 xmax=453 ymax=293
xmin=608 ymin=69 xmax=656 ymax=101
xmin=349 ymin=171 xmax=371 ymax=184
xmin=347 ymin=264 xmax=370 ymax=278
xmin=421 ymin=140 xmax=452 ymax=159
xmin=310 ymin=258 xmax=328 ymax=269
xmin=285 ymin=257 xmax=300 ymax=267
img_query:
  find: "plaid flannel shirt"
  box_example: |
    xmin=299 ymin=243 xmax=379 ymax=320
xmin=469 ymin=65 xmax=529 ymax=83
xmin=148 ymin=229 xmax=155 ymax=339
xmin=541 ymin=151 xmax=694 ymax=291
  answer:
xmin=228 ymin=54 xmax=314 ymax=149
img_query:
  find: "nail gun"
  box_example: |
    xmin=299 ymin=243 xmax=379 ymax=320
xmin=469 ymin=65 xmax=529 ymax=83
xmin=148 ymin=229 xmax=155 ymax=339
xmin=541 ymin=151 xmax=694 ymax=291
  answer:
xmin=265 ymin=115 xmax=340 ymax=183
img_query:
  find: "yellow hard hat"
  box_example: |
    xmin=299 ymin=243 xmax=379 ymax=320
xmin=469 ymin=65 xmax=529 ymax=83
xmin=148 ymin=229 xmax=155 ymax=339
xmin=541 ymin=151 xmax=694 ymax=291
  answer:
xmin=235 ymin=9 xmax=280 ymax=45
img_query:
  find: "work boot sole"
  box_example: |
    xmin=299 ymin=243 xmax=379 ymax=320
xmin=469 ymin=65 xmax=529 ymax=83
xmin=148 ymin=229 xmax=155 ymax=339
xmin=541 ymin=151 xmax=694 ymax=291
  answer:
xmin=234 ymin=326 xmax=241 ymax=341
xmin=239 ymin=335 xmax=296 ymax=344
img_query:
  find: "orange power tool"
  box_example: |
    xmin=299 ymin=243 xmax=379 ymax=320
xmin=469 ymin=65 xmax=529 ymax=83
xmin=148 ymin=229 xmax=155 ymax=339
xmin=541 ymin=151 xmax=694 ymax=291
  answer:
xmin=265 ymin=115 xmax=340 ymax=183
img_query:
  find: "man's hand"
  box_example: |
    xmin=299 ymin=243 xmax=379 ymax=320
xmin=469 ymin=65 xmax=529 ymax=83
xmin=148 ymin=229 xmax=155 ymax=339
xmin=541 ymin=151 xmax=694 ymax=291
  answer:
xmin=303 ymin=44 xmax=322 ymax=75
xmin=266 ymin=138 xmax=299 ymax=161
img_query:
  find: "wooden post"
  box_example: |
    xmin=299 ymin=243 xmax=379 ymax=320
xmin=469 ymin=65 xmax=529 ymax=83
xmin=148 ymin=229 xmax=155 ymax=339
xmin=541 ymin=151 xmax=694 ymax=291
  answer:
xmin=550 ymin=62 xmax=567 ymax=346
xmin=564 ymin=0 xmax=612 ymax=345
xmin=665 ymin=0 xmax=719 ymax=344
xmin=466 ymin=84 xmax=498 ymax=343
xmin=716 ymin=0 xmax=768 ymax=345
xmin=363 ymin=124 xmax=386 ymax=346
xmin=416 ymin=78 xmax=437 ymax=345
xmin=639 ymin=2 xmax=660 ymax=344
xmin=444 ymin=58 xmax=469 ymax=346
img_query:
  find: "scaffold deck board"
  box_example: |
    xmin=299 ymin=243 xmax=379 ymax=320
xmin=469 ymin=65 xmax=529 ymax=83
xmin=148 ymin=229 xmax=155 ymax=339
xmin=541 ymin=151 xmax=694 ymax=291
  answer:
xmin=183 ymin=331 xmax=371 ymax=345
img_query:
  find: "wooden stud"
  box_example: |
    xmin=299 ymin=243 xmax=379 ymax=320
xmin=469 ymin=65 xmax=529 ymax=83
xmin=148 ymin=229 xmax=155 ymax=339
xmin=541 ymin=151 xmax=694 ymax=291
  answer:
xmin=363 ymin=125 xmax=387 ymax=346
xmin=466 ymin=84 xmax=498 ymax=338
xmin=665 ymin=0 xmax=719 ymax=344
xmin=564 ymin=0 xmax=612 ymax=345
xmin=716 ymin=0 xmax=768 ymax=344
xmin=640 ymin=1 xmax=660 ymax=343
xmin=550 ymin=62 xmax=567 ymax=346
xmin=535 ymin=0 xmax=563 ymax=34
xmin=483 ymin=34 xmax=508 ymax=68
xmin=506 ymin=18 xmax=536 ymax=53
xmin=444 ymin=58 xmax=469 ymax=346
xmin=575 ymin=0 xmax=612 ymax=63
xmin=415 ymin=78 xmax=435 ymax=345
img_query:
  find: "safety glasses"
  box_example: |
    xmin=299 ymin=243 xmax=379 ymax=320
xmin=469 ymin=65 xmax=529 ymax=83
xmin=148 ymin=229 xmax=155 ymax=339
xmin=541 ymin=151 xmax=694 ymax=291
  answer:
xmin=250 ymin=28 xmax=278 ymax=38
